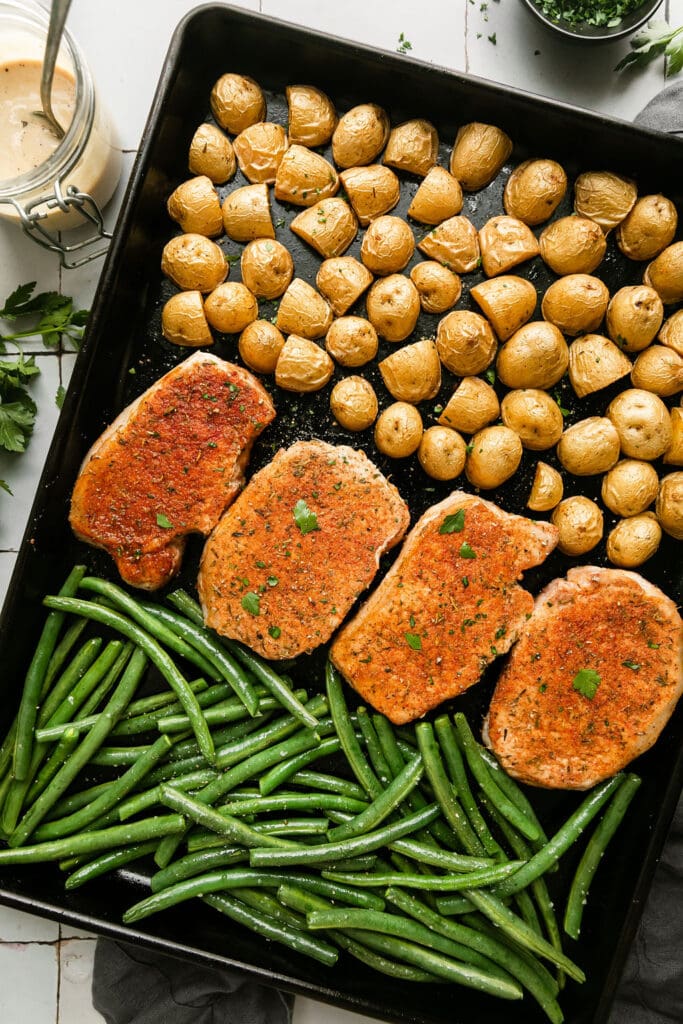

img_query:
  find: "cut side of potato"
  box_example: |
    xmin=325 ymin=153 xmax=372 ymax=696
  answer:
xmin=417 ymin=215 xmax=481 ymax=273
xmin=449 ymin=122 xmax=512 ymax=191
xmin=408 ymin=166 xmax=463 ymax=225
xmin=573 ymin=171 xmax=637 ymax=232
xmin=379 ymin=338 xmax=441 ymax=403
xmin=286 ymin=84 xmax=338 ymax=147
xmin=568 ymin=334 xmax=632 ymax=398
xmin=478 ymin=216 xmax=540 ymax=277
xmin=222 ymin=183 xmax=275 ymax=241
xmin=275 ymin=335 xmax=334 ymax=392
xmin=276 ymin=278 xmax=333 ymax=339
xmin=438 ymin=376 xmax=500 ymax=434
xmin=316 ymin=256 xmax=373 ymax=316
xmin=383 ymin=119 xmax=439 ymax=177
xmin=290 ymin=198 xmax=358 ymax=258
xmin=470 ymin=275 xmax=537 ymax=340
xmin=340 ymin=164 xmax=400 ymax=225
xmin=233 ymin=122 xmax=288 ymax=184
xmin=527 ymin=461 xmax=563 ymax=512
xmin=274 ymin=145 xmax=339 ymax=206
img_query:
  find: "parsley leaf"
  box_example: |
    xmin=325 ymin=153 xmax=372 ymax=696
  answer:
xmin=622 ymin=659 xmax=641 ymax=672
xmin=459 ymin=542 xmax=477 ymax=559
xmin=0 ymin=282 xmax=88 ymax=350
xmin=156 ymin=513 xmax=174 ymax=529
xmin=615 ymin=20 xmax=683 ymax=78
xmin=293 ymin=498 xmax=319 ymax=535
xmin=56 ymin=385 xmax=66 ymax=409
xmin=242 ymin=593 xmax=261 ymax=616
xmin=405 ymin=632 xmax=422 ymax=650
xmin=439 ymin=509 xmax=466 ymax=534
xmin=0 ymin=479 xmax=12 ymax=495
xmin=572 ymin=668 xmax=601 ymax=700
xmin=268 ymin=625 xmax=281 ymax=639
xmin=396 ymin=32 xmax=413 ymax=54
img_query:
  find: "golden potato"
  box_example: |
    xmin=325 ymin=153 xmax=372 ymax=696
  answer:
xmin=240 ymin=238 xmax=294 ymax=299
xmin=418 ymin=426 xmax=467 ymax=480
xmin=496 ymin=321 xmax=569 ymax=390
xmin=436 ymin=311 xmax=497 ymax=376
xmin=276 ymin=278 xmax=333 ymax=339
xmin=664 ymin=407 xmax=683 ymax=466
xmin=541 ymin=275 xmax=609 ymax=337
xmin=274 ymin=145 xmax=339 ymax=206
xmin=233 ymin=122 xmax=288 ymax=184
xmin=616 ymin=194 xmax=678 ymax=261
xmin=527 ymin=461 xmax=563 ymax=512
xmin=161 ymin=234 xmax=227 ymax=293
xmin=470 ymin=276 xmax=536 ymax=341
xmin=439 ymin=377 xmax=500 ymax=434
xmin=275 ymin=335 xmax=334 ymax=392
xmin=601 ymin=459 xmax=659 ymax=517
xmin=161 ymin=291 xmax=213 ymax=347
xmin=449 ymin=122 xmax=512 ymax=191
xmin=366 ymin=275 xmax=421 ymax=342
xmin=417 ymin=216 xmax=481 ymax=273
xmin=316 ymin=257 xmax=373 ymax=316
xmin=330 ymin=376 xmax=378 ymax=431
xmin=503 ymin=158 xmax=567 ymax=226
xmin=222 ymin=183 xmax=274 ymax=241
xmin=204 ymin=282 xmax=258 ymax=333
xmin=551 ymin=497 xmax=604 ymax=556
xmin=606 ymin=514 xmax=661 ymax=568
xmin=374 ymin=402 xmax=424 ymax=457
xmin=500 ymin=389 xmax=564 ymax=450
xmin=286 ymin=84 xmax=338 ymax=147
xmin=556 ymin=417 xmax=620 ymax=476
xmin=539 ymin=216 xmax=607 ymax=276
xmin=339 ymin=165 xmax=400 ymax=226
xmin=573 ymin=171 xmax=637 ymax=232
xmin=410 ymin=262 xmax=462 ymax=314
xmin=656 ymin=471 xmax=683 ymax=539
xmin=332 ymin=103 xmax=390 ymax=168
xmin=465 ymin=426 xmax=523 ymax=489
xmin=568 ymin=334 xmax=632 ymax=399
xmin=606 ymin=285 xmax=664 ymax=353
xmin=631 ymin=345 xmax=683 ymax=397
xmin=383 ymin=119 xmax=439 ymax=177
xmin=238 ymin=320 xmax=285 ymax=374
xmin=379 ymin=338 xmax=441 ymax=403
xmin=607 ymin=388 xmax=673 ymax=460
xmin=478 ymin=216 xmax=540 ymax=277
xmin=290 ymin=198 xmax=357 ymax=258
xmin=361 ymin=216 xmax=415 ymax=275
xmin=210 ymin=73 xmax=265 ymax=134
xmin=325 ymin=317 xmax=378 ymax=367
xmin=659 ymin=309 xmax=683 ymax=357
xmin=167 ymin=176 xmax=223 ymax=237
xmin=188 ymin=124 xmax=236 ymax=184
xmin=408 ymin=166 xmax=464 ymax=225
xmin=644 ymin=242 xmax=683 ymax=305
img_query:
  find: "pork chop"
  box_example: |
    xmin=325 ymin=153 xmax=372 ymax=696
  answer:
xmin=70 ymin=352 xmax=275 ymax=590
xmin=197 ymin=440 xmax=409 ymax=659
xmin=484 ymin=566 xmax=683 ymax=790
xmin=330 ymin=492 xmax=558 ymax=724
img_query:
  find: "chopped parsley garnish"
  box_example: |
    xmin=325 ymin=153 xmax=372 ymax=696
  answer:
xmin=572 ymin=668 xmax=601 ymax=700
xmin=647 ymin=640 xmax=660 ymax=649
xmin=405 ymin=632 xmax=422 ymax=651
xmin=241 ymin=592 xmax=261 ymax=616
xmin=462 ymin=576 xmax=470 ymax=588
xmin=268 ymin=625 xmax=281 ymax=639
xmin=439 ymin=509 xmax=466 ymax=534
xmin=459 ymin=542 xmax=477 ymax=559
xmin=622 ymin=660 xmax=641 ymax=672
xmin=485 ymin=368 xmax=496 ymax=385
xmin=539 ymin=683 xmax=548 ymax=693
xmin=255 ymin=560 xmax=266 ymax=568
xmin=396 ymin=32 xmax=413 ymax=54
xmin=293 ymin=498 xmax=319 ymax=535
xmin=267 ymin=576 xmax=279 ymax=587
xmin=156 ymin=513 xmax=173 ymax=529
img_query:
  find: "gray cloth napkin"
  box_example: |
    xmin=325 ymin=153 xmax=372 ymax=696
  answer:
xmin=634 ymin=81 xmax=683 ymax=135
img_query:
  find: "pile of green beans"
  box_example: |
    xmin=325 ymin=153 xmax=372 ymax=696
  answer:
xmin=0 ymin=571 xmax=644 ymax=1021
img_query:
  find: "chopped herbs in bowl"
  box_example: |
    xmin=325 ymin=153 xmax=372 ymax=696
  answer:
xmin=520 ymin=0 xmax=665 ymax=42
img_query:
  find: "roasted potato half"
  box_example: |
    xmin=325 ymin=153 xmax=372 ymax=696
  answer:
xmin=233 ymin=122 xmax=288 ymax=184
xmin=606 ymin=514 xmax=661 ymax=568
xmin=551 ymin=497 xmax=604 ymax=556
xmin=470 ymin=276 xmax=536 ymax=341
xmin=210 ymin=73 xmax=265 ymax=134
xmin=161 ymin=234 xmax=227 ymax=293
xmin=616 ymin=194 xmax=678 ymax=261
xmin=240 ymin=238 xmax=294 ymax=299
xmin=383 ymin=119 xmax=439 ymax=177
xmin=439 ymin=376 xmax=500 ymax=434
xmin=330 ymin=376 xmax=378 ymax=432
xmin=465 ymin=426 xmax=523 ymax=489
xmin=450 ymin=122 xmax=512 ymax=191
xmin=238 ymin=320 xmax=285 ymax=374
xmin=656 ymin=471 xmax=683 ymax=539
xmin=607 ymin=388 xmax=673 ymax=461
xmin=222 ymin=183 xmax=274 ymax=241
xmin=631 ymin=345 xmax=683 ymax=397
xmin=503 ymin=158 xmax=567 ymax=226
xmin=274 ymin=145 xmax=339 ymax=206
xmin=539 ymin=216 xmax=607 ymax=276
xmin=374 ymin=402 xmax=424 ymax=457
xmin=606 ymin=285 xmax=664 ymax=353
xmin=361 ymin=216 xmax=415 ymax=275
xmin=316 ymin=256 xmax=373 ymax=316
xmin=501 ymin=389 xmax=564 ymax=450
xmin=496 ymin=321 xmax=568 ymax=390
xmin=417 ymin=216 xmax=481 ymax=273
xmin=325 ymin=317 xmax=378 ymax=367
xmin=527 ymin=461 xmax=563 ymax=512
xmin=167 ymin=176 xmax=223 ymax=237
xmin=275 ymin=335 xmax=334 ymax=393
xmin=644 ymin=242 xmax=683 ymax=305
xmin=339 ymin=165 xmax=400 ymax=226
xmin=204 ymin=282 xmax=258 ymax=334
xmin=379 ymin=338 xmax=442 ymax=403
xmin=290 ymin=198 xmax=358 ymax=258
xmin=478 ymin=216 xmax=540 ymax=277
xmin=286 ymin=84 xmax=338 ymax=147
xmin=573 ymin=171 xmax=637 ymax=232
xmin=410 ymin=262 xmax=462 ymax=314
xmin=418 ymin=426 xmax=467 ymax=480
xmin=659 ymin=309 xmax=683 ymax=357
xmin=601 ymin=459 xmax=659 ymax=517
xmin=568 ymin=334 xmax=632 ymax=399
xmin=436 ymin=310 xmax=498 ymax=376
xmin=276 ymin=278 xmax=333 ymax=339
xmin=161 ymin=291 xmax=213 ymax=348
xmin=542 ymin=275 xmax=609 ymax=337
xmin=556 ymin=417 xmax=621 ymax=476
xmin=408 ymin=166 xmax=464 ymax=225
xmin=366 ymin=275 xmax=421 ymax=343
xmin=332 ymin=103 xmax=390 ymax=168
xmin=188 ymin=124 xmax=236 ymax=185
xmin=664 ymin=407 xmax=683 ymax=466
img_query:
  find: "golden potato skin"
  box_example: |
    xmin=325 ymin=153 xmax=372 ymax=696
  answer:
xmin=274 ymin=145 xmax=339 ymax=206
xmin=606 ymin=514 xmax=661 ymax=568
xmin=656 ymin=471 xmax=683 ymax=539
xmin=240 ymin=238 xmax=294 ymax=299
xmin=449 ymin=122 xmax=512 ymax=191
xmin=527 ymin=461 xmax=563 ymax=512
xmin=501 ymin=389 xmax=564 ymax=450
xmin=188 ymin=124 xmax=236 ymax=184
xmin=410 ymin=262 xmax=462 ymax=314
xmin=275 ymin=335 xmax=334 ymax=392
xmin=161 ymin=291 xmax=213 ymax=348
xmin=408 ymin=166 xmax=463 ymax=225
xmin=161 ymin=234 xmax=227 ymax=293
xmin=379 ymin=339 xmax=442 ymax=403
xmin=573 ymin=171 xmax=637 ymax=232
xmin=374 ymin=402 xmax=424 ymax=458
xmin=418 ymin=426 xmax=467 ymax=481
xmin=470 ymin=276 xmax=536 ymax=341
xmin=210 ymin=73 xmax=265 ymax=134
xmin=361 ymin=216 xmax=415 ymax=275
xmin=366 ymin=275 xmax=421 ymax=343
xmin=496 ymin=321 xmax=568 ymax=390
xmin=276 ymin=278 xmax=333 ymax=339
xmin=330 ymin=376 xmax=378 ymax=431
xmin=340 ymin=165 xmax=400 ymax=226
xmin=503 ymin=158 xmax=567 ymax=226
xmin=290 ymin=198 xmax=358 ymax=259
xmin=601 ymin=459 xmax=659 ymax=517
xmin=478 ymin=216 xmax=540 ymax=277
xmin=568 ymin=334 xmax=632 ymax=399
xmin=556 ymin=417 xmax=621 ymax=476
xmin=167 ymin=176 xmax=223 ymax=237
xmin=616 ymin=194 xmax=678 ymax=261
xmin=664 ymin=407 xmax=683 ymax=466
xmin=439 ymin=377 xmax=500 ymax=434
xmin=233 ymin=122 xmax=288 ymax=184
xmin=631 ymin=345 xmax=683 ymax=397
xmin=204 ymin=282 xmax=258 ymax=334
xmin=606 ymin=285 xmax=664 ymax=353
xmin=551 ymin=496 xmax=604 ymax=556
xmin=383 ymin=119 xmax=439 ymax=177
xmin=417 ymin=216 xmax=481 ymax=273
xmin=332 ymin=103 xmax=390 ymax=168
xmin=436 ymin=311 xmax=497 ymax=376
xmin=542 ymin=275 xmax=609 ymax=337
xmin=465 ymin=426 xmax=523 ymax=489
xmin=607 ymin=388 xmax=673 ymax=461
xmin=238 ymin=320 xmax=285 ymax=374
xmin=222 ymin=184 xmax=274 ymax=242
xmin=325 ymin=317 xmax=378 ymax=367
xmin=659 ymin=309 xmax=683 ymax=357
xmin=286 ymin=84 xmax=338 ymax=147
xmin=539 ymin=216 xmax=607 ymax=276
xmin=644 ymin=242 xmax=683 ymax=305
xmin=316 ymin=257 xmax=373 ymax=316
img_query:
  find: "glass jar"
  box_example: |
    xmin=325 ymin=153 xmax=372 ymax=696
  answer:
xmin=0 ymin=0 xmax=122 ymax=267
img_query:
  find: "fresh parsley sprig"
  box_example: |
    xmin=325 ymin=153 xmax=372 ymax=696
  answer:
xmin=615 ymin=20 xmax=683 ymax=78
xmin=0 ymin=281 xmax=89 ymax=351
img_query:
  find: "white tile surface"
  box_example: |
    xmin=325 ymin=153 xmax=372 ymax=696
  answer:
xmin=60 ymin=924 xmax=98 ymax=940
xmin=0 ymin=904 xmax=59 ymax=942
xmin=57 ymin=939 xmax=106 ymax=1024
xmin=294 ymin=998 xmax=377 ymax=1024
xmin=0 ymin=941 xmax=58 ymax=1024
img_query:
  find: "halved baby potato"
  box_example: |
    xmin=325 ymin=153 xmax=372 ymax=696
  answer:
xmin=383 ymin=119 xmax=439 ymax=177
xmin=161 ymin=234 xmax=227 ymax=293
xmin=210 ymin=73 xmax=265 ymax=134
xmin=539 ymin=216 xmax=607 ymax=275
xmin=542 ymin=274 xmax=609 ymax=337
xmin=527 ymin=461 xmax=563 ymax=512
xmin=188 ymin=124 xmax=236 ymax=184
xmin=408 ymin=166 xmax=463 ymax=225
xmin=496 ymin=321 xmax=568 ymax=389
xmin=316 ymin=256 xmax=373 ymax=316
xmin=161 ymin=291 xmax=213 ymax=348
xmin=290 ymin=198 xmax=358 ymax=258
xmin=339 ymin=165 xmax=400 ymax=225
xmin=233 ymin=122 xmax=288 ymax=184
xmin=436 ymin=310 xmax=497 ymax=376
xmin=601 ymin=459 xmax=660 ymax=517
xmin=204 ymin=282 xmax=258 ymax=334
xmin=556 ymin=416 xmax=621 ymax=476
xmin=286 ymin=84 xmax=338 ymax=147
xmin=276 ymin=278 xmax=333 ymax=339
xmin=568 ymin=334 xmax=632 ymax=399
xmin=366 ymin=275 xmax=421 ymax=342
xmin=501 ymin=389 xmax=564 ymax=450
xmin=325 ymin=316 xmax=378 ymax=367
xmin=240 ymin=238 xmax=294 ymax=299
xmin=664 ymin=407 xmax=683 ymax=465
xmin=417 ymin=216 xmax=480 ymax=273
xmin=238 ymin=320 xmax=285 ymax=374
xmin=332 ymin=103 xmax=390 ymax=168
xmin=167 ymin=176 xmax=223 ymax=237
xmin=470 ymin=276 xmax=537 ymax=341
xmin=606 ymin=514 xmax=661 ymax=568
xmin=659 ymin=309 xmax=683 ymax=357
xmin=439 ymin=376 xmax=500 ymax=434
xmin=465 ymin=425 xmax=522 ymax=489
xmin=631 ymin=345 xmax=683 ymax=397
xmin=379 ymin=338 xmax=441 ymax=403
xmin=644 ymin=242 xmax=683 ymax=305
xmin=222 ymin=183 xmax=275 ymax=241
xmin=616 ymin=194 xmax=678 ymax=261
xmin=410 ymin=262 xmax=462 ymax=314
xmin=478 ymin=216 xmax=540 ymax=277
xmin=503 ymin=158 xmax=567 ymax=226
xmin=449 ymin=122 xmax=512 ymax=191
xmin=361 ymin=215 xmax=415 ymax=275
xmin=573 ymin=171 xmax=637 ymax=232
xmin=274 ymin=145 xmax=339 ymax=206
xmin=275 ymin=335 xmax=334 ymax=392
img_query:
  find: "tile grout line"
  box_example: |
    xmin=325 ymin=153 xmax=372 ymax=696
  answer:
xmin=55 ymin=932 xmax=62 ymax=1024
xmin=464 ymin=0 xmax=470 ymax=74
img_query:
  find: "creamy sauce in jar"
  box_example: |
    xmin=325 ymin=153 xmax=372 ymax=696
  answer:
xmin=0 ymin=59 xmax=75 ymax=180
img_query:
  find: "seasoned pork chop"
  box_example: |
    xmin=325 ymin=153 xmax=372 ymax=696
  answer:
xmin=70 ymin=352 xmax=275 ymax=590
xmin=198 ymin=440 xmax=409 ymax=659
xmin=330 ymin=493 xmax=558 ymax=724
xmin=484 ymin=566 xmax=683 ymax=790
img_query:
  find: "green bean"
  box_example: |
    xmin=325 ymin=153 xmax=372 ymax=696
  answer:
xmin=0 ymin=814 xmax=184 ymax=864
xmin=44 ymin=617 xmax=89 ymax=689
xmin=564 ymin=773 xmax=641 ymax=941
xmin=9 ymin=649 xmax=148 ymax=847
xmin=23 ymin=729 xmax=79 ymax=807
xmin=258 ymin=737 xmax=343 ymax=796
xmin=233 ymin=886 xmax=307 ymax=929
xmin=151 ymin=847 xmax=250 ymax=891
xmin=215 ymin=695 xmax=328 ymax=770
xmin=89 ymin=744 xmax=156 ymax=768
xmin=34 ymin=640 xmax=127 ymax=739
xmin=319 ymin=856 xmax=379 ymax=872
xmin=513 ymin=887 xmax=543 ymax=936
xmin=326 ymin=661 xmax=381 ymax=799
xmin=478 ymin=747 xmax=551 ymax=855
xmin=492 ymin=774 xmax=624 ymax=900
xmin=287 ymin=770 xmax=367 ymax=802
xmin=46 ymin=780 xmax=114 ymax=821
xmin=166 ymin=714 xmax=268 ymax=764
xmin=75 ymin=642 xmax=134 ymax=720
xmin=43 ymin=596 xmax=216 ymax=766
xmin=355 ymin=708 xmax=393 ymax=787
xmin=328 ymin=755 xmax=424 ymax=843
xmin=167 ymin=589 xmax=204 ymax=625
xmin=426 ymin=895 xmax=474 ymax=916
xmin=322 ymin=862 xmax=524 ymax=890
xmin=65 ymin=841 xmax=159 ymax=889
xmin=387 ymin=837 xmax=492 ymax=872
xmin=124 ymin=680 xmax=210 ymax=719
xmin=118 ymin=769 xmax=220 ymax=822
xmin=415 ymin=722 xmax=484 ymax=857
xmin=159 ymin=785 xmax=296 ymax=849
xmin=187 ymin=818 xmax=330 ymax=851
xmin=157 ymin=691 xmax=299 ymax=735
xmin=221 ymin=792 xmax=369 ymax=817
xmin=204 ymin=892 xmax=338 ymax=966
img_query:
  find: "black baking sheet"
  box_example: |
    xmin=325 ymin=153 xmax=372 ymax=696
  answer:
xmin=0 ymin=5 xmax=682 ymax=1024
